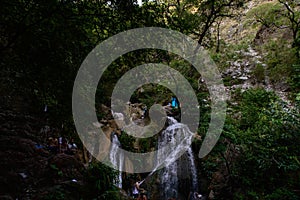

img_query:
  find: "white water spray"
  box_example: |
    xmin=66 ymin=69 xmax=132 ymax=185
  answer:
xmin=110 ymin=132 xmax=123 ymax=188
xmin=158 ymin=117 xmax=199 ymax=199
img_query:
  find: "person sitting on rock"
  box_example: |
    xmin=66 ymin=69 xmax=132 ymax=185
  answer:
xmin=67 ymin=138 xmax=77 ymax=155
xmin=58 ymin=137 xmax=68 ymax=153
xmin=48 ymin=137 xmax=58 ymax=153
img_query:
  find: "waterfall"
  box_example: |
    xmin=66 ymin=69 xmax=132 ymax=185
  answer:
xmin=158 ymin=117 xmax=199 ymax=199
xmin=108 ymin=117 xmax=199 ymax=197
xmin=158 ymin=117 xmax=180 ymax=199
xmin=110 ymin=132 xmax=123 ymax=188
xmin=188 ymin=147 xmax=198 ymax=191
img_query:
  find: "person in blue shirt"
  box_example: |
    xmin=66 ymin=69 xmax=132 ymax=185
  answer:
xmin=171 ymin=96 xmax=179 ymax=108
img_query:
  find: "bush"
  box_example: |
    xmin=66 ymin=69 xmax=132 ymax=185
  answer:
xmin=202 ymin=89 xmax=300 ymax=199
xmin=265 ymin=188 xmax=299 ymax=200
xmin=234 ymin=89 xmax=300 ymax=198
xmin=252 ymin=63 xmax=265 ymax=83
xmin=84 ymin=162 xmax=119 ymax=199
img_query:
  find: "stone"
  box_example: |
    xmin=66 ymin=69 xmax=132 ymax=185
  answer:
xmin=238 ymin=76 xmax=249 ymax=80
xmin=0 ymin=195 xmax=13 ymax=200
xmin=208 ymin=190 xmax=215 ymax=200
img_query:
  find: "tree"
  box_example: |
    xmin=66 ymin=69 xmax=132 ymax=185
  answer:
xmin=232 ymin=89 xmax=300 ymax=199
xmin=278 ymin=0 xmax=300 ymax=47
xmin=0 ymin=0 xmax=106 ymax=123
xmin=161 ymin=0 xmax=247 ymax=48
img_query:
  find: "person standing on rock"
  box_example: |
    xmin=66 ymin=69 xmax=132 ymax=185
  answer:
xmin=132 ymin=181 xmax=140 ymax=199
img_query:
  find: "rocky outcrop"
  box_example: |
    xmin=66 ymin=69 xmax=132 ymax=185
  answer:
xmin=0 ymin=110 xmax=85 ymax=199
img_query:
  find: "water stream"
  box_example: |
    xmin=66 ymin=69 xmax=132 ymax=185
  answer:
xmin=158 ymin=117 xmax=199 ymax=199
xmin=109 ymin=116 xmax=199 ymax=198
xmin=110 ymin=132 xmax=123 ymax=188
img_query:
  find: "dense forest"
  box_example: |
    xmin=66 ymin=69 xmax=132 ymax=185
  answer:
xmin=1 ymin=0 xmax=300 ymax=199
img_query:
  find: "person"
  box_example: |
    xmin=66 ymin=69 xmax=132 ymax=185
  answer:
xmin=171 ymin=96 xmax=179 ymax=108
xmin=58 ymin=137 xmax=68 ymax=153
xmin=132 ymin=181 xmax=140 ymax=199
xmin=58 ymin=137 xmax=63 ymax=153
xmin=44 ymin=105 xmax=48 ymax=112
xmin=141 ymin=105 xmax=147 ymax=119
xmin=137 ymin=194 xmax=142 ymax=200
xmin=67 ymin=138 xmax=78 ymax=154
xmin=69 ymin=138 xmax=77 ymax=148
xmin=48 ymin=137 xmax=58 ymax=153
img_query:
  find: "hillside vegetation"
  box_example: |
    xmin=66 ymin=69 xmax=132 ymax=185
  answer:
xmin=1 ymin=0 xmax=299 ymax=199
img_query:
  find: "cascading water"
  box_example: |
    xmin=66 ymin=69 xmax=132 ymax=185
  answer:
xmin=158 ymin=117 xmax=199 ymax=199
xmin=108 ymin=116 xmax=199 ymax=198
xmin=188 ymin=147 xmax=198 ymax=191
xmin=110 ymin=132 xmax=124 ymax=188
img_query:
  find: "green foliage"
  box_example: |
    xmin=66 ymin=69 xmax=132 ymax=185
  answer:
xmin=265 ymin=188 xmax=299 ymax=200
xmin=1 ymin=0 xmax=95 ymax=125
xmin=261 ymin=39 xmax=298 ymax=84
xmin=210 ymin=42 xmax=249 ymax=70
xmin=200 ymin=88 xmax=300 ymax=199
xmin=246 ymin=2 xmax=286 ymax=28
xmin=118 ymin=131 xmax=136 ymax=152
xmin=84 ymin=162 xmax=119 ymax=199
xmin=239 ymin=89 xmax=277 ymax=129
xmin=44 ymin=187 xmax=66 ymax=200
xmin=99 ymin=190 xmax=122 ymax=200
xmin=138 ymin=137 xmax=158 ymax=153
xmin=251 ymin=0 xmax=300 ymax=89
xmin=50 ymin=164 xmax=63 ymax=177
xmin=278 ymin=0 xmax=300 ymax=44
xmin=291 ymin=64 xmax=300 ymax=91
xmin=252 ymin=63 xmax=265 ymax=83
xmin=2 ymin=0 xmax=300 ymax=199
xmin=131 ymin=84 xmax=173 ymax=106
xmin=233 ymin=89 xmax=299 ymax=198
